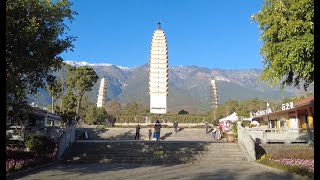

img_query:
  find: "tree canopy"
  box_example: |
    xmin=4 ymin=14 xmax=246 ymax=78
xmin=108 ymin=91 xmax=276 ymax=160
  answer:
xmin=6 ymin=0 xmax=76 ymax=110
xmin=46 ymin=75 xmax=63 ymax=113
xmin=252 ymin=0 xmax=314 ymax=90
xmin=66 ymin=66 xmax=99 ymax=115
xmin=178 ymin=109 xmax=189 ymax=114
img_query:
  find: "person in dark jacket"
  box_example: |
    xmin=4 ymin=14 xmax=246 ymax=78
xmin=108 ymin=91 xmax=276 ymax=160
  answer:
xmin=135 ymin=124 xmax=140 ymax=140
xmin=148 ymin=127 xmax=152 ymax=140
xmin=154 ymin=120 xmax=162 ymax=140
xmin=205 ymin=122 xmax=210 ymax=134
xmin=173 ymin=121 xmax=178 ymax=133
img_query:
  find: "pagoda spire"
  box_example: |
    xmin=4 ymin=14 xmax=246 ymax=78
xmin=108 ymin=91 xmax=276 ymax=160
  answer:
xmin=157 ymin=21 xmax=161 ymax=30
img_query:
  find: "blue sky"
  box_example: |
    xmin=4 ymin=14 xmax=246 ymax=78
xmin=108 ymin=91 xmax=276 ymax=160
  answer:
xmin=61 ymin=0 xmax=263 ymax=69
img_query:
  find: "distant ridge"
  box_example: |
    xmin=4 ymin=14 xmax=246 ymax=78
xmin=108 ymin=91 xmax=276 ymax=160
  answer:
xmin=29 ymin=61 xmax=313 ymax=114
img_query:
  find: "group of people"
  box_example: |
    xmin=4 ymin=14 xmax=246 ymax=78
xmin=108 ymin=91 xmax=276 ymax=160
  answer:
xmin=134 ymin=120 xmax=180 ymax=141
xmin=135 ymin=120 xmax=162 ymax=141
xmin=205 ymin=122 xmax=223 ymax=141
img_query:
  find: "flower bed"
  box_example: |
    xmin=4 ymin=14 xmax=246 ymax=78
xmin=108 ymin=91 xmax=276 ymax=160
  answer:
xmin=257 ymin=154 xmax=314 ymax=178
xmin=6 ymin=144 xmax=55 ymax=175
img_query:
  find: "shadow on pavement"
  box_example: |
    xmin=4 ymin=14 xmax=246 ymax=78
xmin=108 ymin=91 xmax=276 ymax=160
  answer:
xmin=160 ymin=132 xmax=172 ymax=140
xmin=107 ymin=130 xmax=135 ymax=140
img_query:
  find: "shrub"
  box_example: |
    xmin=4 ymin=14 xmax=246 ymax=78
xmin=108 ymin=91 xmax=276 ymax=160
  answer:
xmin=241 ymin=121 xmax=251 ymax=127
xmin=25 ymin=135 xmax=52 ymax=155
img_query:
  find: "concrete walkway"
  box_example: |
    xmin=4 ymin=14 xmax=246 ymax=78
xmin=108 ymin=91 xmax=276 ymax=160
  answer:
xmin=81 ymin=127 xmax=216 ymax=141
xmin=17 ymin=162 xmax=310 ymax=180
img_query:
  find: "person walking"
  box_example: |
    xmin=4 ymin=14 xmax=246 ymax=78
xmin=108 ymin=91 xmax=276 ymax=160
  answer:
xmin=173 ymin=121 xmax=178 ymax=133
xmin=212 ymin=127 xmax=217 ymax=141
xmin=154 ymin=120 xmax=162 ymax=141
xmin=205 ymin=122 xmax=209 ymax=134
xmin=148 ymin=127 xmax=152 ymax=140
xmin=218 ymin=122 xmax=223 ymax=133
xmin=135 ymin=124 xmax=140 ymax=140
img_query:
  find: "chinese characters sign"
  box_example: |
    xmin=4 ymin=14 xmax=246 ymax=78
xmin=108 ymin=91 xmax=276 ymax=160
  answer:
xmin=282 ymin=102 xmax=294 ymax=111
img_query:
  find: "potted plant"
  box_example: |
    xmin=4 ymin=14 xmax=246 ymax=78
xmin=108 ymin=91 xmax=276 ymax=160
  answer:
xmin=227 ymin=133 xmax=234 ymax=142
xmin=221 ymin=133 xmax=227 ymax=142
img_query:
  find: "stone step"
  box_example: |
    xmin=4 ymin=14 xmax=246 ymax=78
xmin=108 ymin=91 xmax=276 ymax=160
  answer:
xmin=69 ymin=149 xmax=243 ymax=154
xmin=66 ymin=153 xmax=245 ymax=159
xmin=64 ymin=141 xmax=247 ymax=165
xmin=65 ymin=158 xmax=250 ymax=164
xmin=67 ymin=151 xmax=245 ymax=156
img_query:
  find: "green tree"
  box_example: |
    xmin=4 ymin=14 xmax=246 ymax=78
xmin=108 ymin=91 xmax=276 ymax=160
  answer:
xmin=178 ymin=109 xmax=189 ymax=114
xmin=84 ymin=105 xmax=96 ymax=125
xmin=252 ymin=0 xmax=314 ymax=90
xmin=235 ymin=103 xmax=250 ymax=122
xmin=66 ymin=66 xmax=99 ymax=116
xmin=243 ymin=98 xmax=267 ymax=113
xmin=61 ymin=89 xmax=77 ymax=112
xmin=6 ymin=0 xmax=76 ymax=111
xmin=46 ymin=75 xmax=63 ymax=113
xmin=121 ymin=102 xmax=148 ymax=115
xmin=106 ymin=100 xmax=121 ymax=115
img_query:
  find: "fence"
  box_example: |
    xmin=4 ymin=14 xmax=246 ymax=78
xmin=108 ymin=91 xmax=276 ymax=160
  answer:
xmin=237 ymin=122 xmax=256 ymax=161
xmin=57 ymin=125 xmax=75 ymax=159
xmin=246 ymin=128 xmax=313 ymax=144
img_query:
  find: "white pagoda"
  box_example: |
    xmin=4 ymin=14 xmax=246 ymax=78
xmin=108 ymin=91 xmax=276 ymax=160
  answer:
xmin=97 ymin=77 xmax=107 ymax=108
xmin=149 ymin=22 xmax=168 ymax=114
xmin=210 ymin=79 xmax=219 ymax=109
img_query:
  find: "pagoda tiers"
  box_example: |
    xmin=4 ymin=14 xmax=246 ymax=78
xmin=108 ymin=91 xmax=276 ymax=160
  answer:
xmin=97 ymin=77 xmax=107 ymax=108
xmin=210 ymin=79 xmax=219 ymax=109
xmin=149 ymin=22 xmax=168 ymax=114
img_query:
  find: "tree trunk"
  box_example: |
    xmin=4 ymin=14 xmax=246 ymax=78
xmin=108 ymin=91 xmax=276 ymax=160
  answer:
xmin=76 ymin=94 xmax=83 ymax=115
xmin=76 ymin=98 xmax=80 ymax=115
xmin=51 ymin=96 xmax=54 ymax=113
xmin=60 ymin=76 xmax=64 ymax=112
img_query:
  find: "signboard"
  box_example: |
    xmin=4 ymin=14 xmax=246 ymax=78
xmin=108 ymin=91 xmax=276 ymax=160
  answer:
xmin=282 ymin=102 xmax=294 ymax=111
xmin=154 ymin=151 xmax=163 ymax=155
xmin=253 ymin=109 xmax=272 ymax=117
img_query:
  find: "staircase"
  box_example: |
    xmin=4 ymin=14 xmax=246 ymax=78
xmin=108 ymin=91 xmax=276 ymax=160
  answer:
xmin=63 ymin=141 xmax=249 ymax=165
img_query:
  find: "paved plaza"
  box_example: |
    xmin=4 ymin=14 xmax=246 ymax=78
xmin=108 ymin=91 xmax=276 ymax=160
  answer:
xmin=13 ymin=127 xmax=311 ymax=180
xmin=80 ymin=126 xmax=216 ymax=141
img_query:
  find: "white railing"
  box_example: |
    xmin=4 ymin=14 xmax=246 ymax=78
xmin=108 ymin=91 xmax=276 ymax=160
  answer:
xmin=245 ymin=128 xmax=312 ymax=144
xmin=57 ymin=125 xmax=75 ymax=159
xmin=237 ymin=122 xmax=256 ymax=161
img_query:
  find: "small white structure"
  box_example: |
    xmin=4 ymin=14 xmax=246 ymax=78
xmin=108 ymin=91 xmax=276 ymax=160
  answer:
xmin=219 ymin=112 xmax=252 ymax=131
xmin=149 ymin=22 xmax=168 ymax=114
xmin=97 ymin=77 xmax=107 ymax=108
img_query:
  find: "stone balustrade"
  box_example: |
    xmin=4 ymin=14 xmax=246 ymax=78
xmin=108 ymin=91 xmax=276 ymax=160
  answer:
xmin=237 ymin=121 xmax=256 ymax=161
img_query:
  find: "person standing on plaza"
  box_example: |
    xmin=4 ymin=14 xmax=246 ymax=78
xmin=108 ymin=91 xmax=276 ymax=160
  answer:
xmin=154 ymin=120 xmax=162 ymax=141
xmin=148 ymin=127 xmax=152 ymax=140
xmin=135 ymin=124 xmax=140 ymax=140
xmin=212 ymin=127 xmax=217 ymax=141
xmin=205 ymin=122 xmax=210 ymax=134
xmin=218 ymin=122 xmax=223 ymax=134
xmin=173 ymin=121 xmax=178 ymax=133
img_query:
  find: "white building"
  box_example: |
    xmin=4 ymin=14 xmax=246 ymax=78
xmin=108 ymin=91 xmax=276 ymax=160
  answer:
xmin=97 ymin=77 xmax=107 ymax=108
xmin=149 ymin=22 xmax=168 ymax=114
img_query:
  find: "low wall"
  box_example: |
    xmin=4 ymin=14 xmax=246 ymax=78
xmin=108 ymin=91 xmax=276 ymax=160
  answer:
xmin=237 ymin=122 xmax=256 ymax=161
xmin=57 ymin=125 xmax=75 ymax=159
xmin=247 ymin=128 xmax=311 ymax=144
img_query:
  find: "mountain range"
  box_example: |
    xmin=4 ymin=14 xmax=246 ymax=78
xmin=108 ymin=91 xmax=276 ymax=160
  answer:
xmin=29 ymin=61 xmax=313 ymax=114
